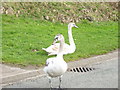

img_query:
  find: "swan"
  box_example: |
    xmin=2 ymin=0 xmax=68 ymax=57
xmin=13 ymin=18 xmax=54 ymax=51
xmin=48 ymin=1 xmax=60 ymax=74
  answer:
xmin=42 ymin=23 xmax=78 ymax=56
xmin=43 ymin=34 xmax=68 ymax=88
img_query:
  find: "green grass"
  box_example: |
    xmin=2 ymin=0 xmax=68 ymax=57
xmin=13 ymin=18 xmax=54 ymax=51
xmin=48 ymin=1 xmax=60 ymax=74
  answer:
xmin=2 ymin=15 xmax=118 ymax=67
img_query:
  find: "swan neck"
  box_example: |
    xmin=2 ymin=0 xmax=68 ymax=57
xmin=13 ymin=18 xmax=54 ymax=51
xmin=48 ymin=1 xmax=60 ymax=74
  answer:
xmin=68 ymin=27 xmax=75 ymax=47
xmin=57 ymin=38 xmax=64 ymax=57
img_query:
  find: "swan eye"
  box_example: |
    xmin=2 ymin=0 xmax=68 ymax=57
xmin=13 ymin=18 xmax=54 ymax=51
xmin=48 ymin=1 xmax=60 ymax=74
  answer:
xmin=55 ymin=37 xmax=58 ymax=40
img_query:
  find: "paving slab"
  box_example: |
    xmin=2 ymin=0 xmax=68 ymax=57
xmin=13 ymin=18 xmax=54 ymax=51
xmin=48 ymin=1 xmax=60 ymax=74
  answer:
xmin=1 ymin=64 xmax=44 ymax=85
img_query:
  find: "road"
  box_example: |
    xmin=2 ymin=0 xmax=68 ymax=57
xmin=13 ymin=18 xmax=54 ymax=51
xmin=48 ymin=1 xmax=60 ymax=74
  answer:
xmin=3 ymin=57 xmax=118 ymax=88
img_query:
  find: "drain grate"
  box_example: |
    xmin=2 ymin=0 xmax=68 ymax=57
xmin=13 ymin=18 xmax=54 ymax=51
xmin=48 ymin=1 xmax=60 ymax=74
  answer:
xmin=68 ymin=67 xmax=95 ymax=73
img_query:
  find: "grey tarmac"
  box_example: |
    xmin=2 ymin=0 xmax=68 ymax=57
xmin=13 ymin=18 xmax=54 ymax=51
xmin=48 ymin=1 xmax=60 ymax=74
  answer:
xmin=3 ymin=56 xmax=118 ymax=88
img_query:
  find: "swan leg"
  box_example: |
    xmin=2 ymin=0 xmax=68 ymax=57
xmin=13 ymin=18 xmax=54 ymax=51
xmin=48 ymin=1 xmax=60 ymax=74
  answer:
xmin=59 ymin=76 xmax=62 ymax=88
xmin=49 ymin=78 xmax=53 ymax=89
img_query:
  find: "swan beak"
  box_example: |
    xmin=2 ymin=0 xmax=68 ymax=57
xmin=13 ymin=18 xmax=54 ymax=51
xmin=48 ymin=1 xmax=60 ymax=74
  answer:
xmin=52 ymin=37 xmax=58 ymax=45
xmin=52 ymin=41 xmax=56 ymax=45
xmin=74 ymin=25 xmax=78 ymax=28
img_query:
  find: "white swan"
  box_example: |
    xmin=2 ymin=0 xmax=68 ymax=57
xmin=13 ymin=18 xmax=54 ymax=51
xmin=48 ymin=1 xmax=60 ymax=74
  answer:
xmin=42 ymin=23 xmax=78 ymax=56
xmin=43 ymin=34 xmax=68 ymax=88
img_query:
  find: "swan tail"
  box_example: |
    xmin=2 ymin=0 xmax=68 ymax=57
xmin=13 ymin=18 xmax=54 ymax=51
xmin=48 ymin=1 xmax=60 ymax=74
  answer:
xmin=48 ymin=53 xmax=55 ymax=56
xmin=48 ymin=52 xmax=57 ymax=56
xmin=42 ymin=48 xmax=47 ymax=51
xmin=42 ymin=48 xmax=56 ymax=56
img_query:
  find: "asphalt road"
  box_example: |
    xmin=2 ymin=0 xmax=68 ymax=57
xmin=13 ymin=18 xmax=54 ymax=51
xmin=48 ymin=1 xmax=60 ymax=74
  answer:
xmin=3 ymin=58 xmax=118 ymax=88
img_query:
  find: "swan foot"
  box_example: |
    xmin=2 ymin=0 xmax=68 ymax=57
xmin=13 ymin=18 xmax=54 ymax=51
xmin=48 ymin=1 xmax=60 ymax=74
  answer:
xmin=58 ymin=76 xmax=62 ymax=89
xmin=49 ymin=78 xmax=53 ymax=89
xmin=55 ymin=87 xmax=63 ymax=90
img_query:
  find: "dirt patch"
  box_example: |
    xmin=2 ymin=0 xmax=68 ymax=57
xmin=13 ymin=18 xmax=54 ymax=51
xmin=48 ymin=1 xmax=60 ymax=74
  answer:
xmin=2 ymin=2 xmax=118 ymax=23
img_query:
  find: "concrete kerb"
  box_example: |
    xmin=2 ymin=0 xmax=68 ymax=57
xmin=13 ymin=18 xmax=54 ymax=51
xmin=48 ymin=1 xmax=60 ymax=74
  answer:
xmin=1 ymin=69 xmax=44 ymax=84
xmin=68 ymin=50 xmax=118 ymax=68
xmin=1 ymin=50 xmax=118 ymax=86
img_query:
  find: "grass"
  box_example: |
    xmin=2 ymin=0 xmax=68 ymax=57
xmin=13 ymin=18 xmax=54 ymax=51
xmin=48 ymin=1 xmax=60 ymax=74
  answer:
xmin=2 ymin=15 xmax=118 ymax=67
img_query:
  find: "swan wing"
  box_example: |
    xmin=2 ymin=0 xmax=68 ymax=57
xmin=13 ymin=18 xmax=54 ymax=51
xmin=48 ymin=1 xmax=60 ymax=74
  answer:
xmin=42 ymin=43 xmax=70 ymax=55
xmin=44 ymin=57 xmax=55 ymax=73
xmin=44 ymin=57 xmax=67 ymax=77
xmin=48 ymin=43 xmax=71 ymax=55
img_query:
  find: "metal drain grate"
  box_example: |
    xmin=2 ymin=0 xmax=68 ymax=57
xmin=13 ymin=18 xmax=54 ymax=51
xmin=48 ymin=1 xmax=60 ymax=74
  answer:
xmin=68 ymin=67 xmax=95 ymax=73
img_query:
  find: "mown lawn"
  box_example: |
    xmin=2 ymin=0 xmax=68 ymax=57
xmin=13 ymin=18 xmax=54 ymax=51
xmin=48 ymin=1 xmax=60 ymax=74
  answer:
xmin=2 ymin=15 xmax=118 ymax=67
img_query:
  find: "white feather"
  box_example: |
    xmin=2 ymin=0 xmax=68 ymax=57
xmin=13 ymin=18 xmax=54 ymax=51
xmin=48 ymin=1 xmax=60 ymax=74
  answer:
xmin=42 ymin=23 xmax=78 ymax=56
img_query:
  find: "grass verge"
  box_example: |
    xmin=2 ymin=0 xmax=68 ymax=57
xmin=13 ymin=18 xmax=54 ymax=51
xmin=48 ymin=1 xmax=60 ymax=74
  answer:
xmin=2 ymin=15 xmax=118 ymax=67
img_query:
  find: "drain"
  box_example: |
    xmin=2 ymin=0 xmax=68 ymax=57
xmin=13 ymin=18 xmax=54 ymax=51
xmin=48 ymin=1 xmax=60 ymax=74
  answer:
xmin=67 ymin=67 xmax=95 ymax=73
